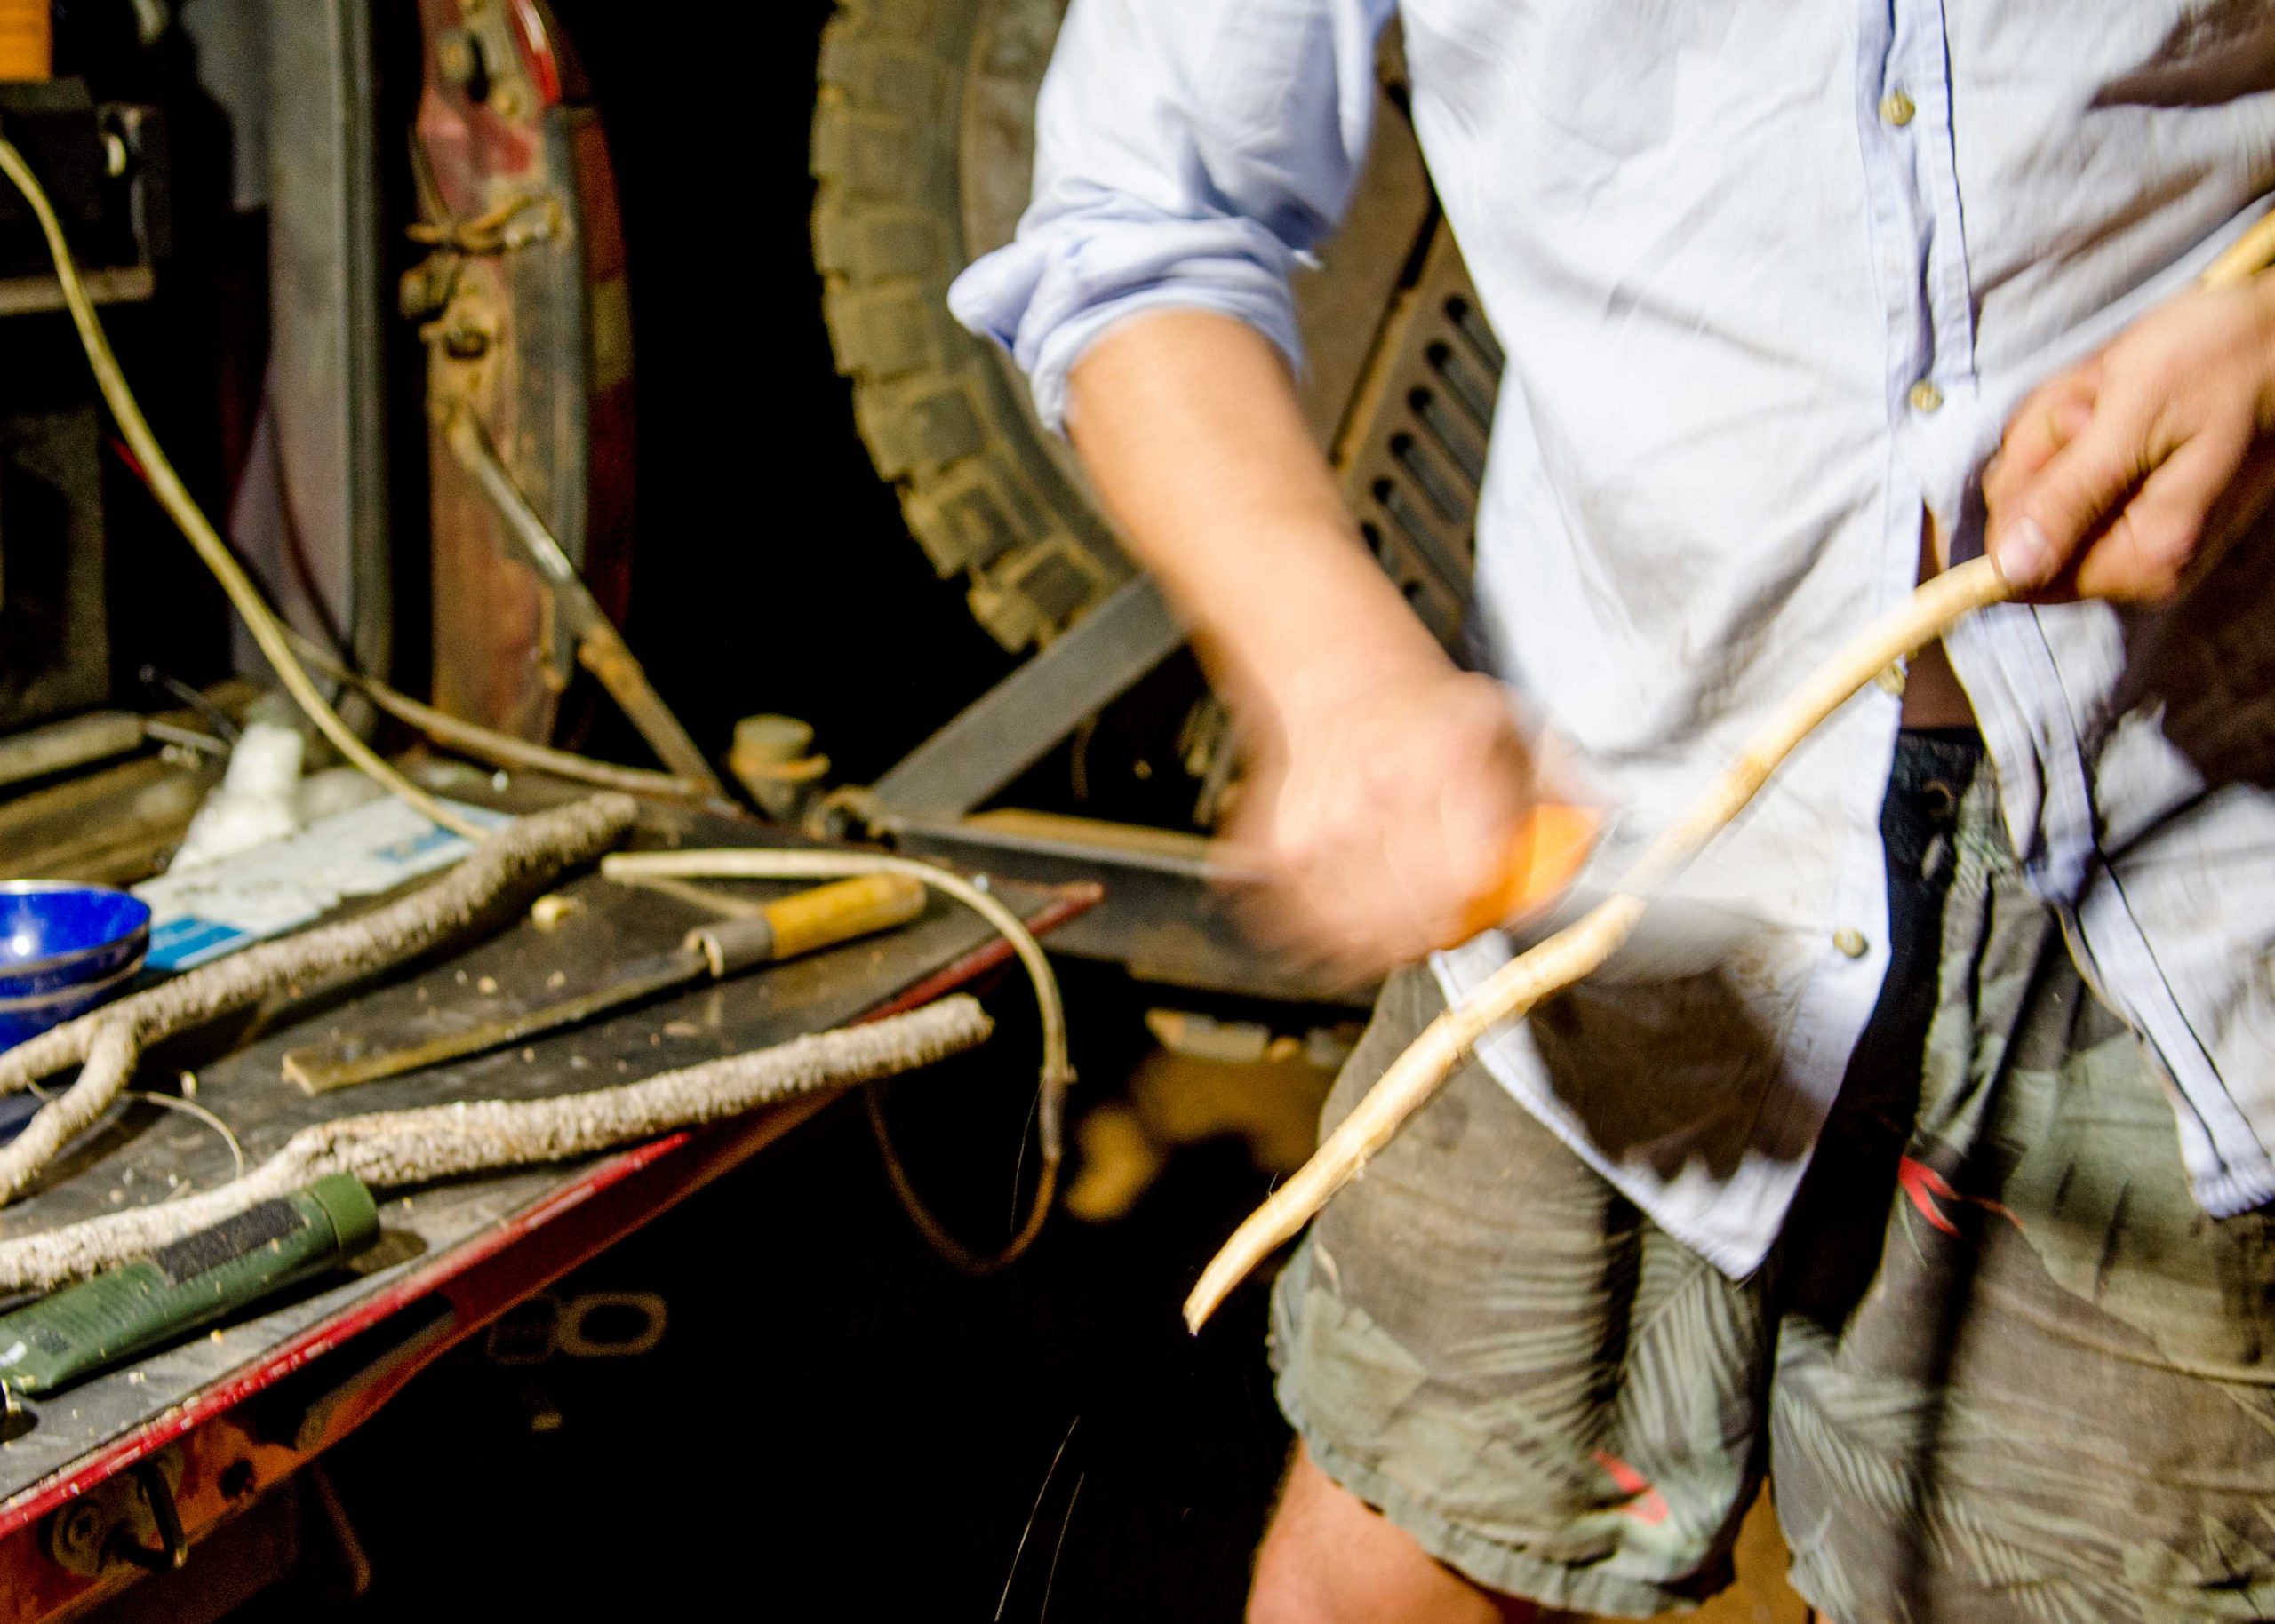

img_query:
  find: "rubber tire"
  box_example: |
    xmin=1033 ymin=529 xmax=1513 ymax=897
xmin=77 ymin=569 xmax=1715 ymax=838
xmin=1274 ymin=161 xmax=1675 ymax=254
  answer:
xmin=811 ymin=0 xmax=1127 ymax=654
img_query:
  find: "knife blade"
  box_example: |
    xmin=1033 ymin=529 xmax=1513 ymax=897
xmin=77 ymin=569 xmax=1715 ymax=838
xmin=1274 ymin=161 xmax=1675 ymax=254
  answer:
xmin=281 ymin=872 xmax=926 ymax=1093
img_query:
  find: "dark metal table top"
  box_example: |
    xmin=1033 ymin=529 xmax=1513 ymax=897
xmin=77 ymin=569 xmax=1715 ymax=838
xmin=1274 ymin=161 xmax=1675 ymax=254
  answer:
xmin=0 ymin=794 xmax=1087 ymax=1538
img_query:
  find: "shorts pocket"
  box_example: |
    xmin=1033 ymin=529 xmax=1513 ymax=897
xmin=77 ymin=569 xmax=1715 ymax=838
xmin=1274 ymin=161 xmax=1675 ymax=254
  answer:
xmin=1288 ymin=1278 xmax=1433 ymax=1444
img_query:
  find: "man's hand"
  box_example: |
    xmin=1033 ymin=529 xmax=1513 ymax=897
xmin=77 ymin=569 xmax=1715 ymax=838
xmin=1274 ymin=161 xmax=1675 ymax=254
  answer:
xmin=1230 ymin=656 xmax=1540 ymax=987
xmin=1986 ymin=277 xmax=2275 ymax=600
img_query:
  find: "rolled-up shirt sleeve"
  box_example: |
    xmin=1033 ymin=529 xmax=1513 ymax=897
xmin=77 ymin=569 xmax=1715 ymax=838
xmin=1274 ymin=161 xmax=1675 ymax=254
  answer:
xmin=946 ymin=0 xmax=1393 ymax=431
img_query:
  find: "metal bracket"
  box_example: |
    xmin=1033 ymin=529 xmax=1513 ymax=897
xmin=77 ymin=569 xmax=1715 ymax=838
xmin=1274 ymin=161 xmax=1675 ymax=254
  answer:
xmin=439 ymin=402 xmax=723 ymax=796
xmin=869 ymin=576 xmax=1185 ymax=820
xmin=44 ymin=1445 xmax=186 ymax=1579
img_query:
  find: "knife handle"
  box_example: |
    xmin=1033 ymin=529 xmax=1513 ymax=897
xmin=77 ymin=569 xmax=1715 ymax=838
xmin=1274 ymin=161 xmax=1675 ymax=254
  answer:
xmin=1452 ymin=801 xmax=1603 ymax=945
xmin=685 ymin=872 xmax=928 ymax=975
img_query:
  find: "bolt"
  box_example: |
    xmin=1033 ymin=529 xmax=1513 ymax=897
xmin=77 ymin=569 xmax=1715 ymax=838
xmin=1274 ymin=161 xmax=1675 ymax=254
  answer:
xmin=436 ymin=30 xmax=480 ymax=88
xmin=60 ymin=1502 xmax=100 ymax=1558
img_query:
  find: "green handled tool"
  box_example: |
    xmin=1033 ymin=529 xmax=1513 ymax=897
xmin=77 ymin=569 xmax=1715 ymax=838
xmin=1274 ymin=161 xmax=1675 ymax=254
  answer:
xmin=0 ymin=1174 xmax=380 ymax=1400
xmin=280 ymin=872 xmax=930 ymax=1094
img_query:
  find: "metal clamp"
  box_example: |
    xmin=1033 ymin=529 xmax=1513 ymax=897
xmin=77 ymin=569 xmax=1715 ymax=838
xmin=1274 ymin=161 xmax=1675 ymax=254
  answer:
xmin=44 ymin=1445 xmax=187 ymax=1579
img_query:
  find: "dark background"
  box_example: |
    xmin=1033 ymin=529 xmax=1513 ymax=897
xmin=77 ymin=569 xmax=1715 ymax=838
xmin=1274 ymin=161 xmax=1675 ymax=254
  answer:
xmin=59 ymin=0 xmax=1025 ymax=779
xmin=273 ymin=968 xmax=1294 ymax=1622
xmin=543 ymin=0 xmax=1022 ymax=788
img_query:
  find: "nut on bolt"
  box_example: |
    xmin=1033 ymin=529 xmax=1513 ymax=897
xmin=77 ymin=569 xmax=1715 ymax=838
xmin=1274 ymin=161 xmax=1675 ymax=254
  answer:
xmin=436 ymin=29 xmax=483 ymax=92
xmin=51 ymin=1500 xmax=101 ymax=1568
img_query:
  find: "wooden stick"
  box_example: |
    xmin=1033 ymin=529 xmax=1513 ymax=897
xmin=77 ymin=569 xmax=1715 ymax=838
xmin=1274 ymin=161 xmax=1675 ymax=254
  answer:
xmin=0 ymin=995 xmax=992 ymax=1294
xmin=1185 ymin=561 xmax=2012 ymax=1329
xmin=1184 ymin=217 xmax=2275 ymax=1333
xmin=0 ymin=794 xmax=640 ymax=1206
xmin=2206 ymin=211 xmax=2275 ymax=291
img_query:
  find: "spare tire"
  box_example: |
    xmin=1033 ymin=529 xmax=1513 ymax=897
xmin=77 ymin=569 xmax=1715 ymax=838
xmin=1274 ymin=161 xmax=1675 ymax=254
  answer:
xmin=811 ymin=0 xmax=1450 ymax=653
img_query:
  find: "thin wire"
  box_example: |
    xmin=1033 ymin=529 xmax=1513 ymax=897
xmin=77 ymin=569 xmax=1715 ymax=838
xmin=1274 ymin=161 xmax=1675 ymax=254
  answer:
xmin=20 ymin=1075 xmax=246 ymax=1184
xmin=1009 ymin=1086 xmax=1041 ymax=1230
xmin=603 ymin=848 xmax=1072 ymax=1272
xmin=1037 ymin=1471 xmax=1086 ymax=1624
xmin=126 ymin=1090 xmax=246 ymax=1182
xmin=0 ymin=138 xmax=483 ymax=841
xmin=275 ymin=625 xmax=711 ymax=803
xmin=995 ymin=1415 xmax=1081 ymax=1622
xmin=866 ymin=1083 xmax=1057 ymax=1275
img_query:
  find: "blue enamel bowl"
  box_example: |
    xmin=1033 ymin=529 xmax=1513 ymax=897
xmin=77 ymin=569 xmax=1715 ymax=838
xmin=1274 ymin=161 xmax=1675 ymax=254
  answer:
xmin=0 ymin=881 xmax=151 ymax=1051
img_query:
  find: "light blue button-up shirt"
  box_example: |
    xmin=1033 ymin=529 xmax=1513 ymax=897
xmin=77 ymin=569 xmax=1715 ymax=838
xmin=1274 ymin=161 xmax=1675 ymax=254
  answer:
xmin=951 ymin=0 xmax=2275 ymax=1274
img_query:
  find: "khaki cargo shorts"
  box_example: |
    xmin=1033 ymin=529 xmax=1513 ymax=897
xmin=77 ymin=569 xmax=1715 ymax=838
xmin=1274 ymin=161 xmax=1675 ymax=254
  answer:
xmin=1269 ymin=732 xmax=2275 ymax=1622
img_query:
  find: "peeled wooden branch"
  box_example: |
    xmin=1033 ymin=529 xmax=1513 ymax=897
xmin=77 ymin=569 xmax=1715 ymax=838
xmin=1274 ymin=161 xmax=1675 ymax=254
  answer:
xmin=1184 ymin=219 xmax=2275 ymax=1333
xmin=0 ymin=793 xmax=640 ymax=1206
xmin=1182 ymin=558 xmax=2016 ymax=1330
xmin=0 ymin=995 xmax=992 ymax=1293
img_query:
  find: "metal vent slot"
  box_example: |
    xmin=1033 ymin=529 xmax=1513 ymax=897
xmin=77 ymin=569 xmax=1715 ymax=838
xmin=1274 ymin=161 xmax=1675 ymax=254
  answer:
xmin=1424 ymin=339 xmax=1496 ymax=436
xmin=1372 ymin=478 xmax=1468 ymax=596
xmin=1444 ymin=293 xmax=1505 ymax=373
xmin=1330 ymin=228 xmax=1505 ymax=657
xmin=1389 ymin=429 xmax=1470 ymax=528
xmin=1407 ymin=386 xmax=1486 ymax=486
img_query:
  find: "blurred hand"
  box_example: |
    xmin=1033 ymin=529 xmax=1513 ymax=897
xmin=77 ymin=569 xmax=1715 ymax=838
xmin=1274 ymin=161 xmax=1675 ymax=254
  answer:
xmin=1227 ymin=657 xmax=1541 ymax=987
xmin=1986 ymin=277 xmax=2275 ymax=600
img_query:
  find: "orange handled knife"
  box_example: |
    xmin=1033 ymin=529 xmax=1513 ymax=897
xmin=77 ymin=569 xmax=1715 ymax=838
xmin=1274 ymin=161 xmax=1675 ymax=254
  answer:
xmin=1453 ymin=800 xmax=1607 ymax=944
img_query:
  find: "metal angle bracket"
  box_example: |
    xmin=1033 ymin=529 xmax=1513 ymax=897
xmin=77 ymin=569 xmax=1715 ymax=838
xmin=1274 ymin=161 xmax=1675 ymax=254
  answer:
xmin=867 ymin=574 xmax=1185 ymax=821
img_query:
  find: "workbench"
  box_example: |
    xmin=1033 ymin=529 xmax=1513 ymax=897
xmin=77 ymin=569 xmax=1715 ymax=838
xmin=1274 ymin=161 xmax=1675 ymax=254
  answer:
xmin=0 ymin=784 xmax=1092 ymax=1620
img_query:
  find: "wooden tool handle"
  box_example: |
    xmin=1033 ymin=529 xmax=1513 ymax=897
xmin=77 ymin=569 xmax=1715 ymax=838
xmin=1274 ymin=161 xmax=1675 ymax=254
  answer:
xmin=1453 ymin=801 xmax=1605 ymax=943
xmin=687 ymin=872 xmax=928 ymax=975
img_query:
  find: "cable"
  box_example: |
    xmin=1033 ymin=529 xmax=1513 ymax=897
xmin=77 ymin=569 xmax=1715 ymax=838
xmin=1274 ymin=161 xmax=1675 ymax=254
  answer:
xmin=0 ymin=136 xmax=485 ymax=841
xmin=276 ymin=626 xmax=713 ymax=803
xmin=108 ymin=412 xmax=714 ymax=805
xmin=128 ymin=1088 xmax=246 ymax=1184
xmin=602 ymin=847 xmax=1074 ymax=1271
xmin=7 ymin=129 xmax=1066 ymax=1263
xmin=20 ymin=1076 xmax=246 ymax=1188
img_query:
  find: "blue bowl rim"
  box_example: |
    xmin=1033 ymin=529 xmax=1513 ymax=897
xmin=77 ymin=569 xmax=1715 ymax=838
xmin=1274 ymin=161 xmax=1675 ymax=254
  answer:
xmin=0 ymin=880 xmax=155 ymax=984
xmin=0 ymin=955 xmax=143 ymax=1015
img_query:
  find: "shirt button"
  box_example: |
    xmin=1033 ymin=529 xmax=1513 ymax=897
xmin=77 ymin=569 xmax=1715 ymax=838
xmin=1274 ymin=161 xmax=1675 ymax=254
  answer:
xmin=1908 ymin=379 xmax=1943 ymax=413
xmin=1880 ymin=89 xmax=1916 ymax=127
xmin=1832 ymin=927 xmax=1870 ymax=959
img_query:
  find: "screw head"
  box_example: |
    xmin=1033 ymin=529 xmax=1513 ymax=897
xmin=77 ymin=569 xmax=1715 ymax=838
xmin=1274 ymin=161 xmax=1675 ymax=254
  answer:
xmin=436 ymin=31 xmax=480 ymax=87
xmin=60 ymin=1501 xmax=100 ymax=1556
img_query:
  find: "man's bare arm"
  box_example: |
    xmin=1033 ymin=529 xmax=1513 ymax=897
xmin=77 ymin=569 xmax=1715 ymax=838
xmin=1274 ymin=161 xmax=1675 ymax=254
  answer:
xmin=1066 ymin=309 xmax=1537 ymax=979
xmin=1068 ymin=310 xmax=1444 ymax=728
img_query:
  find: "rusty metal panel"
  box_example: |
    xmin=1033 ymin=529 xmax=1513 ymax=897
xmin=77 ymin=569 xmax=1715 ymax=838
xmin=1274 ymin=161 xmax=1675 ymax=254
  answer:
xmin=412 ymin=0 xmax=635 ymax=742
xmin=260 ymin=0 xmax=389 ymax=689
